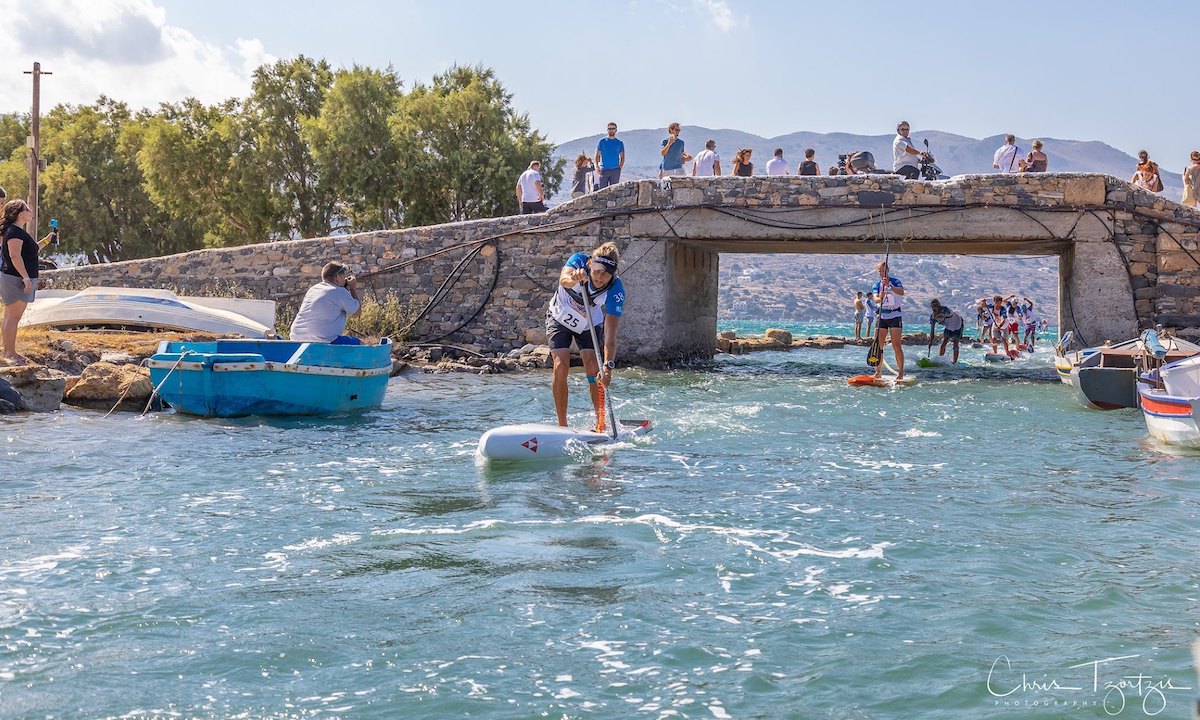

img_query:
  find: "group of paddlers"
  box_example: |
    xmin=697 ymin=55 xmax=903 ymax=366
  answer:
xmin=975 ymin=295 xmax=1043 ymax=354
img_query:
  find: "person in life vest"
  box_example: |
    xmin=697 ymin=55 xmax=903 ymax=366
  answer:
xmin=871 ymin=260 xmax=905 ymax=380
xmin=546 ymin=242 xmax=626 ymax=428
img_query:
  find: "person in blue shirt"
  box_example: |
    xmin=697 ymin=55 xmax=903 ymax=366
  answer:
xmin=659 ymin=122 xmax=691 ymax=179
xmin=871 ymin=260 xmax=906 ymax=380
xmin=594 ymin=122 xmax=625 ymax=190
xmin=546 ymin=242 xmax=626 ymax=427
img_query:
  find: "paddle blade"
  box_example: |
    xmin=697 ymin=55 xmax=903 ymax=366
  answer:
xmin=866 ymin=337 xmax=881 ymax=367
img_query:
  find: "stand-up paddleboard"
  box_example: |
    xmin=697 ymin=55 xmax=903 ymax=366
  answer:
xmin=917 ymin=357 xmax=972 ymax=368
xmin=478 ymin=419 xmax=652 ymax=460
xmin=847 ymin=374 xmax=916 ymax=388
xmin=984 ymin=352 xmax=1014 ymax=362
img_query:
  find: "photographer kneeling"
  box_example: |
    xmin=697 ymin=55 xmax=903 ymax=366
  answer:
xmin=290 ymin=261 xmax=362 ymax=344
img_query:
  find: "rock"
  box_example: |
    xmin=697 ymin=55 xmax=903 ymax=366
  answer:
xmin=764 ymin=328 xmax=793 ymax=345
xmin=717 ymin=331 xmax=737 ymax=341
xmin=427 ymin=348 xmax=443 ymax=363
xmin=99 ymin=351 xmax=138 ymax=365
xmin=64 ymin=362 xmax=153 ymax=409
xmin=0 ymin=365 xmax=66 ymax=412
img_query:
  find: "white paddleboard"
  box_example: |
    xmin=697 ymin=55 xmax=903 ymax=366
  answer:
xmin=478 ymin=419 xmax=652 ymax=461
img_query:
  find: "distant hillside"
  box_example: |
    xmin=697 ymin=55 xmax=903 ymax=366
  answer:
xmin=552 ymin=125 xmax=1184 ymax=200
xmin=718 ymin=253 xmax=1058 ymax=325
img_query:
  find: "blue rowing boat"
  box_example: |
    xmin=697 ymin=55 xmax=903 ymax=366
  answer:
xmin=147 ymin=338 xmax=393 ymax=417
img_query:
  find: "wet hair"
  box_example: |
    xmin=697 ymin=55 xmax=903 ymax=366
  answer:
xmin=930 ymin=298 xmax=942 ymax=308
xmin=0 ymin=199 xmax=28 ymax=232
xmin=321 ymin=261 xmax=349 ymax=282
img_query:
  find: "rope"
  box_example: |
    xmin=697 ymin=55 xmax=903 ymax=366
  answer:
xmin=140 ymin=352 xmax=194 ymax=416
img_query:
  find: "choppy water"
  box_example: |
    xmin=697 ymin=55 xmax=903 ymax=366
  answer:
xmin=3 ymin=330 xmax=1199 ymax=719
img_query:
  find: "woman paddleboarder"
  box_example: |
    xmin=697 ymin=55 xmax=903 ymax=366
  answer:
xmin=546 ymin=243 xmax=625 ymax=429
xmin=871 ymin=260 xmax=905 ymax=381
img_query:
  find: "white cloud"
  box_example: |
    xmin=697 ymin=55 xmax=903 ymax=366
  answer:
xmin=0 ymin=0 xmax=275 ymax=113
xmin=693 ymin=0 xmax=746 ymax=33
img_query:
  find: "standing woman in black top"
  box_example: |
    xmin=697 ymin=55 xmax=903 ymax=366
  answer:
xmin=1 ymin=199 xmax=54 ymax=364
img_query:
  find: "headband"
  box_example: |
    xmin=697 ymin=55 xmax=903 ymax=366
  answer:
xmin=591 ymin=255 xmax=617 ymax=273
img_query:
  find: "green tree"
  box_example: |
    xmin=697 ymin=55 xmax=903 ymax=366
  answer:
xmin=393 ymin=64 xmax=563 ymax=226
xmin=37 ymin=98 xmax=202 ymax=262
xmin=304 ymin=65 xmax=405 ymax=232
xmin=138 ymin=98 xmax=277 ymax=248
xmin=246 ymin=55 xmax=335 ymax=238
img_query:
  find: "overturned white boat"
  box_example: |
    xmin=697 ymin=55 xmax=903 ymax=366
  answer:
xmin=20 ymin=286 xmax=276 ymax=338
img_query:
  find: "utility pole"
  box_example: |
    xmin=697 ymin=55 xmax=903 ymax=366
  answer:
xmin=23 ymin=62 xmax=51 ymax=235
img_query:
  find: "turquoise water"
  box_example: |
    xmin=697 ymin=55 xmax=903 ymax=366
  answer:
xmin=3 ymin=329 xmax=1200 ymax=719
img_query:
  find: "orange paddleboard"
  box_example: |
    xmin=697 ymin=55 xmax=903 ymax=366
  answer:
xmin=848 ymin=374 xmax=889 ymax=387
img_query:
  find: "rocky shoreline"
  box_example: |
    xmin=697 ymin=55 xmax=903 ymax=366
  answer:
xmin=1 ymin=327 xmax=946 ymax=415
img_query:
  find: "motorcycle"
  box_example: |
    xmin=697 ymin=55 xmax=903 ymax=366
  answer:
xmin=918 ymin=139 xmax=947 ymax=181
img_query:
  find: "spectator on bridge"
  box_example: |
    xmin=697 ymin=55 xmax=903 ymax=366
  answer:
xmin=546 ymin=242 xmax=626 ymax=430
xmin=659 ymin=122 xmax=691 ymax=179
xmin=571 ymin=152 xmax=594 ymax=198
xmin=693 ymin=139 xmax=722 ymax=177
xmin=594 ymin=122 xmax=625 ymax=189
xmin=1182 ymin=151 xmax=1200 ymax=207
xmin=732 ymin=148 xmax=754 ymax=177
xmin=1131 ymin=150 xmax=1163 ymax=193
xmin=828 ymin=165 xmax=839 ymax=176
xmin=1019 ymin=140 xmax=1048 ymax=172
xmin=798 ymin=148 xmax=819 ymax=176
xmin=992 ymin=134 xmax=1022 ymax=173
xmin=892 ymin=121 xmax=925 ymax=180
xmin=766 ymin=148 xmax=789 ymax=176
xmin=515 ymin=160 xmax=546 ymax=214
xmin=289 ymin=262 xmax=362 ymax=345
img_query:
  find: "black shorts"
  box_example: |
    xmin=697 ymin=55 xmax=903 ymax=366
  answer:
xmin=521 ymin=201 xmax=547 ymax=214
xmin=546 ymin=314 xmax=605 ymax=351
xmin=879 ymin=316 xmax=903 ymax=329
xmin=943 ymin=327 xmax=963 ymax=340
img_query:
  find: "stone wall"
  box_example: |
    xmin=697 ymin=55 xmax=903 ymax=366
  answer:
xmin=44 ymin=174 xmax=1200 ymax=361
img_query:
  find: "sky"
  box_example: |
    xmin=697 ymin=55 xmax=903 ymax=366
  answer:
xmin=3 ymin=0 xmax=1199 ymax=167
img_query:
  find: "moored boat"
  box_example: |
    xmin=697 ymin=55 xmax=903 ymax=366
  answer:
xmin=147 ymin=338 xmax=393 ymax=417
xmin=1136 ymin=354 xmax=1200 ymax=446
xmin=1068 ymin=333 xmax=1200 ymax=410
xmin=21 ymin=286 xmax=276 ymax=337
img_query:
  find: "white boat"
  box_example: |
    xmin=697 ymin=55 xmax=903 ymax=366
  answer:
xmin=1053 ymin=331 xmax=1095 ymax=384
xmin=20 ymin=286 xmax=276 ymax=338
xmin=478 ymin=419 xmax=652 ymax=460
xmin=1136 ymin=354 xmax=1200 ymax=446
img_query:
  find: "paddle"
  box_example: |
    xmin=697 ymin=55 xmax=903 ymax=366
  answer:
xmin=928 ymin=320 xmax=935 ymax=358
xmin=582 ymin=284 xmax=619 ymax=440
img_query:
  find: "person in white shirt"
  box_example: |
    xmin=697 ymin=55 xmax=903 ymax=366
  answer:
xmin=515 ymin=160 xmax=546 ymax=214
xmin=765 ymin=148 xmax=789 ymax=176
xmin=289 ymin=262 xmax=362 ymax=344
xmin=892 ymin=121 xmax=924 ymax=179
xmin=692 ymin=139 xmax=722 ymax=176
xmin=992 ymin=134 xmax=1022 ymax=173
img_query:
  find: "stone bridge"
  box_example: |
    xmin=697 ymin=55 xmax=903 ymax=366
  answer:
xmin=47 ymin=173 xmax=1200 ymax=363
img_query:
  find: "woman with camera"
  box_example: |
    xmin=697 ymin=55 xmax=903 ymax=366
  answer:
xmin=1 ymin=198 xmax=58 ymax=365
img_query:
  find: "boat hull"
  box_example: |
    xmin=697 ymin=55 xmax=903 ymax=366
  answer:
xmin=1070 ymin=367 xmax=1137 ymax=410
xmin=148 ymin=339 xmax=392 ymax=417
xmin=1137 ymin=381 xmax=1200 ymax=446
